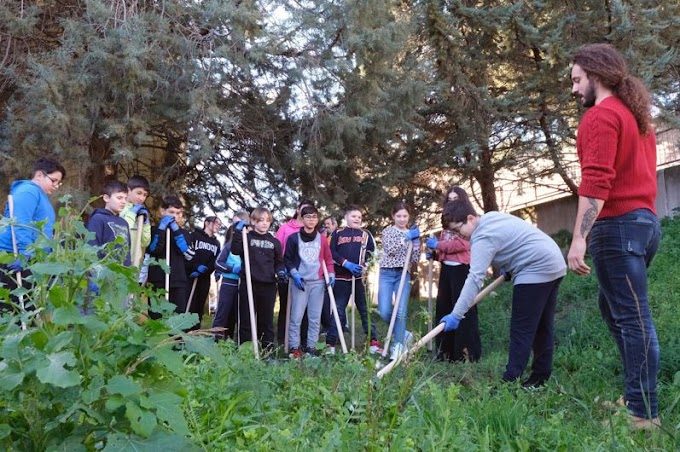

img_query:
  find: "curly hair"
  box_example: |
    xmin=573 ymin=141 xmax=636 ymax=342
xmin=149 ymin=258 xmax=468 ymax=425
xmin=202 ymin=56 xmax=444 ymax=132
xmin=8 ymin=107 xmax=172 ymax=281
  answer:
xmin=572 ymin=44 xmax=652 ymax=135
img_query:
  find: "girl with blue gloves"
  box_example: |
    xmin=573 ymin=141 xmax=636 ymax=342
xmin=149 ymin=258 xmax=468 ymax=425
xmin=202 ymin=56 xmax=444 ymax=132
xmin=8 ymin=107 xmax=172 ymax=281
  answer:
xmin=377 ymin=202 xmax=420 ymax=360
xmin=426 ymin=187 xmax=479 ymax=362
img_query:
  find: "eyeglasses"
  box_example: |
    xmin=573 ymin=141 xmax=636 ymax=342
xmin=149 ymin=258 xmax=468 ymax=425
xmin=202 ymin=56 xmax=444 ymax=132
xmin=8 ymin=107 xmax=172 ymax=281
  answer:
xmin=450 ymin=222 xmax=465 ymax=234
xmin=303 ymin=214 xmax=318 ymax=220
xmin=43 ymin=172 xmax=62 ymax=187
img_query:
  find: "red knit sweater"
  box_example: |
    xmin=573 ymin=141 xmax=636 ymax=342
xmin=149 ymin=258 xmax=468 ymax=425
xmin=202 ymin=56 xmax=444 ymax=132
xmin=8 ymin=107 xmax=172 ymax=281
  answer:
xmin=576 ymin=96 xmax=657 ymax=219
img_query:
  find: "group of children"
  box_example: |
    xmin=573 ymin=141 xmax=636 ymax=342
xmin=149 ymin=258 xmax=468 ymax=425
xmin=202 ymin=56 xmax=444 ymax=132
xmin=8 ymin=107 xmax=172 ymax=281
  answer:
xmin=87 ymin=179 xmax=223 ymax=327
xmin=1 ymin=158 xmax=568 ymax=386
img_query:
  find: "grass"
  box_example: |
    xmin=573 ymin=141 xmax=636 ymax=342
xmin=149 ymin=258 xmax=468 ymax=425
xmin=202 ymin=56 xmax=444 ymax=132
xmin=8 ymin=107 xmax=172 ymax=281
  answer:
xmin=186 ymin=217 xmax=680 ymax=450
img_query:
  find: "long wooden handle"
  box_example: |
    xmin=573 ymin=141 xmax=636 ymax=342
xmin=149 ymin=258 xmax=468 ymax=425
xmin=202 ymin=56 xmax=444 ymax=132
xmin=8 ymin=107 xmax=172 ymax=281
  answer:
xmin=322 ymin=261 xmax=348 ymax=354
xmin=165 ymin=229 xmax=171 ymax=301
xmin=350 ymin=277 xmax=356 ymax=351
xmin=185 ymin=278 xmax=198 ymax=314
xmin=284 ymin=281 xmax=292 ymax=353
xmin=377 ymin=274 xmax=506 ymax=379
xmin=7 ymin=195 xmax=26 ymax=330
xmin=132 ymin=215 xmax=144 ymax=267
xmin=241 ymin=228 xmax=259 ymax=359
xmin=382 ymin=241 xmax=413 ymax=357
xmin=427 ymin=257 xmax=434 ymax=352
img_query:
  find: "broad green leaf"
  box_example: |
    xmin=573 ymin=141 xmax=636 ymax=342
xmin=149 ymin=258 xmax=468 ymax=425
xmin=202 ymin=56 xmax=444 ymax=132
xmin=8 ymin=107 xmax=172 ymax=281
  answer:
xmin=105 ymin=395 xmax=126 ymax=413
xmin=163 ymin=313 xmax=198 ymax=333
xmin=51 ymin=308 xmax=108 ymax=331
xmin=30 ymin=262 xmax=72 ymax=276
xmin=0 ymin=361 xmax=25 ymax=390
xmin=0 ymin=331 xmax=28 ymax=360
xmin=182 ymin=336 xmax=225 ymax=366
xmin=125 ymin=401 xmax=157 ymax=438
xmin=141 ymin=391 xmax=189 ymax=435
xmin=49 ymin=434 xmax=88 ymax=452
xmin=0 ymin=424 xmax=11 ymax=440
xmin=51 ymin=307 xmax=87 ymax=325
xmin=81 ymin=375 xmax=104 ymax=405
xmin=106 ymin=375 xmax=142 ymax=397
xmin=152 ymin=347 xmax=184 ymax=375
xmin=36 ymin=351 xmax=80 ymax=388
xmin=103 ymin=431 xmax=200 ymax=452
xmin=45 ymin=330 xmax=74 ymax=353
xmin=48 ymin=285 xmax=71 ymax=308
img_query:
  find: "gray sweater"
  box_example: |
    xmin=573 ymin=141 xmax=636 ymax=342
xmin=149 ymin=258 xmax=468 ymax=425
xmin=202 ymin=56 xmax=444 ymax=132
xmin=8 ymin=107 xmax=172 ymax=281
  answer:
xmin=453 ymin=211 xmax=567 ymax=318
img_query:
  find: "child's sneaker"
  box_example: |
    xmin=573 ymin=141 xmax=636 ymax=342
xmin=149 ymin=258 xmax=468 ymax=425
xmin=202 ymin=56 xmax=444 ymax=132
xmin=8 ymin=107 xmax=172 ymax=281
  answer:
xmin=288 ymin=347 xmax=303 ymax=359
xmin=323 ymin=344 xmax=336 ymax=356
xmin=306 ymin=346 xmax=321 ymax=358
xmin=404 ymin=330 xmax=414 ymax=348
xmin=369 ymin=339 xmax=383 ymax=355
xmin=390 ymin=342 xmax=405 ymax=361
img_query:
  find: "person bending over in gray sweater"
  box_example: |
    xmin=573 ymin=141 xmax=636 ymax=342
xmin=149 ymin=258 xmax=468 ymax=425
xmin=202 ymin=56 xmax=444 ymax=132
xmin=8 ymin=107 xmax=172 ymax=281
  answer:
xmin=440 ymin=201 xmax=567 ymax=388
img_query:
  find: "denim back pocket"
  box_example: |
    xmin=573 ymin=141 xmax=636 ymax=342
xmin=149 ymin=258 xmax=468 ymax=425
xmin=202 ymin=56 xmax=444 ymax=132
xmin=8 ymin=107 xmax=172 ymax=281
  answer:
xmin=620 ymin=218 xmax=655 ymax=256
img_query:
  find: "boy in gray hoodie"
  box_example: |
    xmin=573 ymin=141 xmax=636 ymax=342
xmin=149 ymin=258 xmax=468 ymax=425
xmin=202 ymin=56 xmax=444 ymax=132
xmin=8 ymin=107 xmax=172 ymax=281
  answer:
xmin=440 ymin=201 xmax=566 ymax=388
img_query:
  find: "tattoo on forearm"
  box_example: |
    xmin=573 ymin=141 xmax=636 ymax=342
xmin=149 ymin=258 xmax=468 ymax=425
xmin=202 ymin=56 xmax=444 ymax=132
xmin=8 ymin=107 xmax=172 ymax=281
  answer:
xmin=580 ymin=198 xmax=598 ymax=238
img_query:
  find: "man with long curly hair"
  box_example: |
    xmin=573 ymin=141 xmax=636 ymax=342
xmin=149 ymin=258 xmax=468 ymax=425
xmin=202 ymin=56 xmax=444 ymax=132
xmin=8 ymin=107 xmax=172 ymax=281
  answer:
xmin=567 ymin=44 xmax=661 ymax=430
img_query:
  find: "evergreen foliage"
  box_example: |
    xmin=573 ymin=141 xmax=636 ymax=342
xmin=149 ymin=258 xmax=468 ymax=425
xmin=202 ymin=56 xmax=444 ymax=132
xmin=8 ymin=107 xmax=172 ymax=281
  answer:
xmin=0 ymin=0 xmax=678 ymax=224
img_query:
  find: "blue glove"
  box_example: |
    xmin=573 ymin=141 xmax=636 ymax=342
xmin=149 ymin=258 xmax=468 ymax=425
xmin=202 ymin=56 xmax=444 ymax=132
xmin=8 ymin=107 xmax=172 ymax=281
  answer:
xmin=292 ymin=272 xmax=305 ymax=291
xmin=328 ymin=273 xmax=336 ymax=287
xmin=88 ymin=280 xmax=100 ymax=296
xmin=190 ymin=264 xmax=208 ymax=278
xmin=131 ymin=204 xmax=150 ymax=224
xmin=232 ymin=262 xmax=241 ymax=275
xmin=158 ymin=215 xmax=176 ymax=231
xmin=172 ymin=233 xmax=190 ymax=254
xmin=425 ymin=236 xmax=439 ymax=249
xmin=425 ymin=251 xmax=434 ymax=260
xmin=342 ymin=261 xmax=363 ymax=277
xmin=500 ymin=269 xmax=512 ymax=281
xmin=405 ymin=226 xmax=421 ymax=241
xmin=8 ymin=259 xmax=22 ymax=273
xmin=235 ymin=220 xmax=247 ymax=232
xmin=441 ymin=312 xmax=461 ymax=332
xmin=276 ymin=269 xmax=287 ymax=284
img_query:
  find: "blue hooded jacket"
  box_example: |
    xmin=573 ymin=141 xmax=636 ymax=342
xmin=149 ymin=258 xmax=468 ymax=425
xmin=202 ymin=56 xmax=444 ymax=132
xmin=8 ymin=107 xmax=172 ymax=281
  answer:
xmin=86 ymin=208 xmax=131 ymax=266
xmin=0 ymin=180 xmax=56 ymax=256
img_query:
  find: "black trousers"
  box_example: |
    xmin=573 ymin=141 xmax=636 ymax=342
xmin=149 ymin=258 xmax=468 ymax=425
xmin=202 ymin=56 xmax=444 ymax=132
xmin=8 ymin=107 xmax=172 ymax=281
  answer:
xmin=277 ymin=281 xmax=307 ymax=346
xmin=435 ymin=264 xmax=481 ymax=362
xmin=502 ymin=278 xmax=563 ymax=382
xmin=212 ymin=278 xmax=239 ymax=340
xmin=239 ymin=280 xmax=277 ymax=349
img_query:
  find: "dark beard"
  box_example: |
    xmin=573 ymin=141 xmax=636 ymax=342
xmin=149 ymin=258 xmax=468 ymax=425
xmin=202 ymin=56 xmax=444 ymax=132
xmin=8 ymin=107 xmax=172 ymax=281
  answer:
xmin=582 ymin=81 xmax=597 ymax=108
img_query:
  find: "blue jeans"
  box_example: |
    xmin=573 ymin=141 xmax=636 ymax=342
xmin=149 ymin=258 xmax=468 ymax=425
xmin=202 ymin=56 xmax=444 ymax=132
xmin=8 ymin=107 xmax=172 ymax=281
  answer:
xmin=588 ymin=208 xmax=661 ymax=419
xmin=326 ymin=279 xmax=377 ymax=346
xmin=378 ymin=267 xmax=410 ymax=345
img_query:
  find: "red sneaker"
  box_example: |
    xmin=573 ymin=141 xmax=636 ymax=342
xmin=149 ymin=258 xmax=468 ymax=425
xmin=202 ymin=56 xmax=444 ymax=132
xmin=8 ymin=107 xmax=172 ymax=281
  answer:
xmin=288 ymin=348 xmax=303 ymax=359
xmin=369 ymin=339 xmax=383 ymax=355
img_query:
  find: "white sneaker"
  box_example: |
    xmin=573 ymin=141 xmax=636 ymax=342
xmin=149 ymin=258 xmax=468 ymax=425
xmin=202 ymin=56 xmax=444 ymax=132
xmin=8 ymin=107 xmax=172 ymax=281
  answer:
xmin=323 ymin=345 xmax=336 ymax=355
xmin=404 ymin=330 xmax=414 ymax=348
xmin=390 ymin=342 xmax=405 ymax=361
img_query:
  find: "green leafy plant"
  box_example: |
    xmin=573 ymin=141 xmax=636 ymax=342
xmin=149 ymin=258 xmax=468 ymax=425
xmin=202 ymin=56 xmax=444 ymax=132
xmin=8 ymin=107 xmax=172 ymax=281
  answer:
xmin=0 ymin=197 xmax=215 ymax=450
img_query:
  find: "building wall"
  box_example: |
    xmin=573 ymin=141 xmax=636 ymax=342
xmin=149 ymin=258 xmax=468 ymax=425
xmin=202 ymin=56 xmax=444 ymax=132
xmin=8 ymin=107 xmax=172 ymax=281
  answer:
xmin=533 ymin=165 xmax=680 ymax=236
